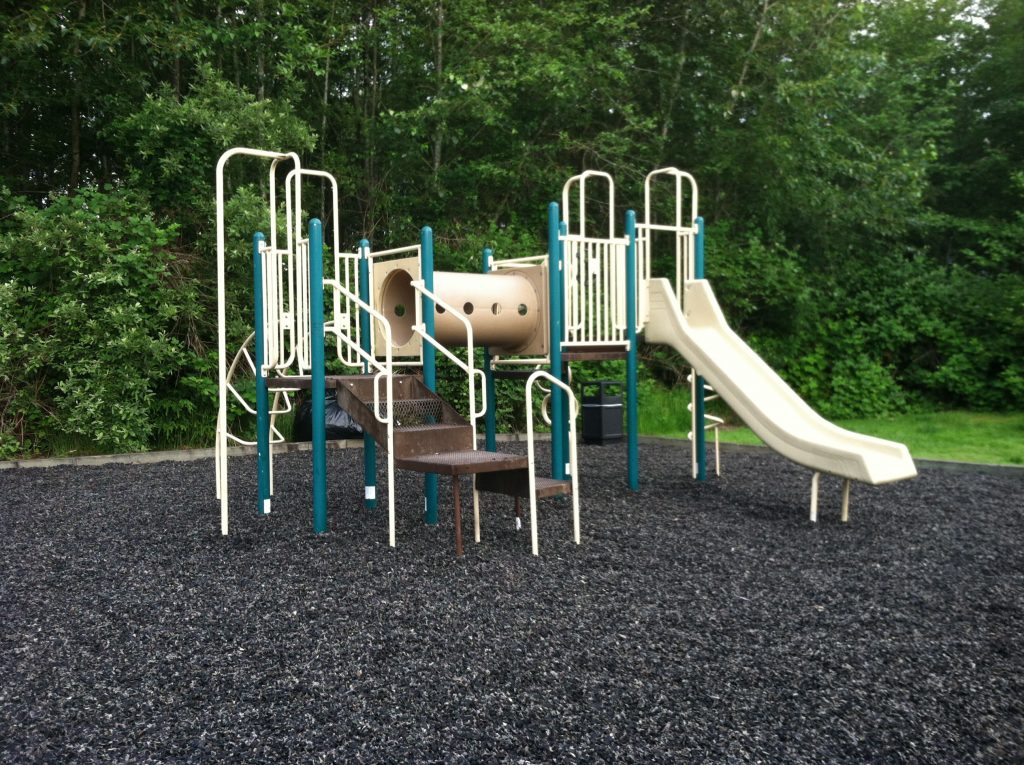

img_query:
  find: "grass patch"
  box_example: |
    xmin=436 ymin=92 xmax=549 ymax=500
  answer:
xmin=637 ymin=383 xmax=1024 ymax=465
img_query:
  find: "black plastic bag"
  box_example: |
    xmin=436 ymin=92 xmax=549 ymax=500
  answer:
xmin=292 ymin=391 xmax=363 ymax=441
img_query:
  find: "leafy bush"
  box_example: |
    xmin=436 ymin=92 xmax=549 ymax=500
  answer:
xmin=0 ymin=187 xmax=193 ymax=454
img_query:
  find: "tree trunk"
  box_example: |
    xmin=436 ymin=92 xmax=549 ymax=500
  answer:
xmin=658 ymin=21 xmax=689 ymax=154
xmin=70 ymin=95 xmax=81 ymax=190
xmin=69 ymin=0 xmax=88 ymax=191
xmin=431 ymin=1 xmax=444 ymax=187
xmin=729 ymin=0 xmax=773 ymax=114
xmin=173 ymin=0 xmax=182 ymax=101
xmin=320 ymin=2 xmax=336 ymax=224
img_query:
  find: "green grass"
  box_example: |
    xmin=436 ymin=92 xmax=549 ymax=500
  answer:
xmin=17 ymin=382 xmax=1024 ymax=467
xmin=637 ymin=384 xmax=1024 ymax=465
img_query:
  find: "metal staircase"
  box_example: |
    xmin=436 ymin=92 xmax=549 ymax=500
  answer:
xmin=330 ymin=373 xmax=573 ymax=556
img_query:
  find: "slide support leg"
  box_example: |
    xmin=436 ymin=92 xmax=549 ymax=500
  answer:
xmin=809 ymin=471 xmax=821 ymax=523
xmin=695 ymin=375 xmax=707 ymax=481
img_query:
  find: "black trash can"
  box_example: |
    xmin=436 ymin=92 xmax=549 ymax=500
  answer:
xmin=581 ymin=381 xmax=624 ymax=445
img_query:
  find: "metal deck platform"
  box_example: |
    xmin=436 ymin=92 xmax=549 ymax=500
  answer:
xmin=394 ymin=449 xmax=528 ymax=476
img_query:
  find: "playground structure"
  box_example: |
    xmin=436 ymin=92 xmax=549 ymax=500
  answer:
xmin=214 ymin=149 xmax=917 ymax=555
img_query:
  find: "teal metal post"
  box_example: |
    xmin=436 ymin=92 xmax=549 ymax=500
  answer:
xmin=548 ymin=203 xmax=565 ymax=480
xmin=558 ymin=221 xmax=570 ymax=474
xmin=625 ymin=211 xmax=639 ymax=491
xmin=694 ymin=216 xmax=707 ymax=481
xmin=253 ymin=231 xmax=271 ymax=514
xmin=482 ymin=247 xmax=497 ymax=452
xmin=358 ymin=240 xmax=377 ymax=509
xmin=309 ymin=219 xmax=328 ymax=533
xmin=421 ymin=226 xmax=439 ymax=524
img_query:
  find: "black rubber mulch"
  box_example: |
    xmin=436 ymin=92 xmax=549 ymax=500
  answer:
xmin=1 ymin=443 xmax=1022 ymax=763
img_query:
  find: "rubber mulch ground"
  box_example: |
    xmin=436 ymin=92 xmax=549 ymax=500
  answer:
xmin=1 ymin=442 xmax=1022 ymax=763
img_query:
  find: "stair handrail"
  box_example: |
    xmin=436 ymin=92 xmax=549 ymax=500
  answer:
xmin=322 ymin=278 xmax=395 ymax=426
xmin=410 ymin=280 xmax=487 ymax=443
xmin=525 ymin=370 xmax=581 ymax=555
xmin=535 ymin=363 xmax=573 ymax=427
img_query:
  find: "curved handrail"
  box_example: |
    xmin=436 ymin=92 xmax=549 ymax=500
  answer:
xmin=279 ymin=168 xmax=351 ymax=371
xmin=525 ymin=370 xmax=581 ymax=556
xmin=643 ymin=167 xmax=699 ymax=230
xmin=641 ymin=167 xmax=700 ymax=304
xmin=410 ymin=280 xmax=487 ymax=441
xmin=562 ymin=169 xmax=616 ymax=239
xmin=215 ymin=147 xmax=300 ymax=534
xmin=535 ymin=363 xmax=572 ymax=427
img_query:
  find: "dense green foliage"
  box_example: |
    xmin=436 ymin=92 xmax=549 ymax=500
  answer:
xmin=0 ymin=0 xmax=1021 ymax=455
xmin=0 ymin=188 xmax=190 ymax=455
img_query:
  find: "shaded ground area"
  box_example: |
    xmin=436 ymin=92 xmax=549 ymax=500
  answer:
xmin=2 ymin=443 xmax=1022 ymax=763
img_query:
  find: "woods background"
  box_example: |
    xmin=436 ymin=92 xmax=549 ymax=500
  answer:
xmin=0 ymin=0 xmax=1021 ymax=457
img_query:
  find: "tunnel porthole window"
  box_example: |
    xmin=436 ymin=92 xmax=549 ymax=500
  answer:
xmin=380 ymin=269 xmax=416 ymax=346
xmin=517 ymin=304 xmax=528 ymax=316
xmin=463 ymin=302 xmax=475 ymax=315
xmin=491 ymin=303 xmax=501 ymax=315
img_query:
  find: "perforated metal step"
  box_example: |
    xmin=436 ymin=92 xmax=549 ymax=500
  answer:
xmin=334 ymin=375 xmax=474 ymax=457
xmin=476 ymin=469 xmax=573 ymax=499
xmin=370 ymin=398 xmax=444 ymax=429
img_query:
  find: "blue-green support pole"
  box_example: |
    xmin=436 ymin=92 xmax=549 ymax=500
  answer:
xmin=421 ymin=226 xmax=439 ymax=524
xmin=482 ymin=247 xmax=497 ymax=452
xmin=548 ymin=203 xmax=565 ymax=480
xmin=625 ymin=211 xmax=640 ymax=491
xmin=358 ymin=240 xmax=377 ymax=509
xmin=558 ymin=221 xmax=570 ymax=474
xmin=253 ymin=232 xmax=271 ymax=515
xmin=694 ymin=216 xmax=707 ymax=481
xmin=309 ymin=219 xmax=328 ymax=533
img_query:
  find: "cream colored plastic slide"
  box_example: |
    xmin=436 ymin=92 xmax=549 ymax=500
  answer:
xmin=645 ymin=278 xmax=917 ymax=485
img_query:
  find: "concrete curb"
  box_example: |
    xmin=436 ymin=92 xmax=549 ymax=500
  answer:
xmin=0 ymin=432 xmax=543 ymax=471
xmin=2 ymin=434 xmax=1022 ymax=477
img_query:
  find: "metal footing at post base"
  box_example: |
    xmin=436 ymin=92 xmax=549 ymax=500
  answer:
xmin=809 ymin=472 xmax=852 ymax=523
